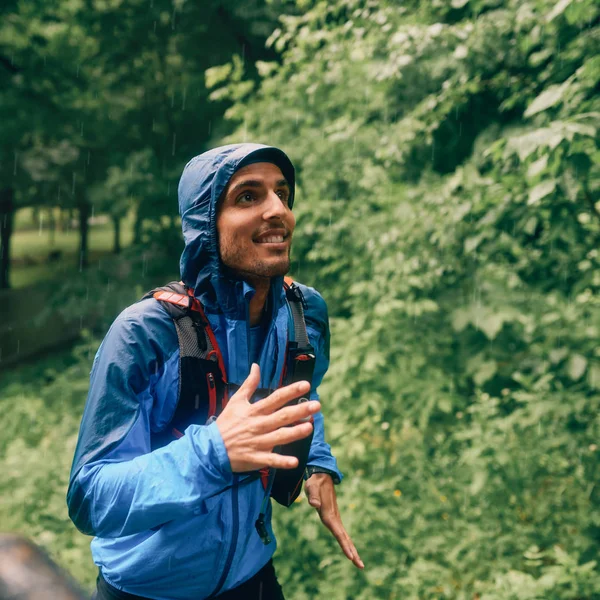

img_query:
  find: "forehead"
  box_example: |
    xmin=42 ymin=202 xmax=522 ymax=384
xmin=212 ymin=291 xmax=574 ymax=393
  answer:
xmin=226 ymin=162 xmax=286 ymax=190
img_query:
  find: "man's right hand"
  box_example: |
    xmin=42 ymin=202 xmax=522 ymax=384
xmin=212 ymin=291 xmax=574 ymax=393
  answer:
xmin=216 ymin=363 xmax=320 ymax=473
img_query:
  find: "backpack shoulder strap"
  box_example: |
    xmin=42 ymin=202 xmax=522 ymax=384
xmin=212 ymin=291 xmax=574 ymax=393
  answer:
xmin=141 ymin=282 xmax=226 ymax=448
xmin=283 ymin=277 xmax=311 ymax=348
xmin=142 ymin=281 xmax=210 ymax=354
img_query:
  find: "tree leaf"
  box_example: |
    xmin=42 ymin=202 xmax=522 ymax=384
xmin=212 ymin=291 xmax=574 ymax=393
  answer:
xmin=473 ymin=360 xmax=497 ymax=386
xmin=568 ymin=354 xmax=588 ymax=380
xmin=451 ymin=308 xmax=470 ymax=333
xmin=527 ymin=180 xmax=556 ymax=205
xmin=588 ymin=364 xmax=600 ymax=389
xmin=546 ymin=0 xmax=572 ymax=22
xmin=524 ymin=84 xmax=566 ymax=118
xmin=479 ymin=314 xmax=505 ymax=340
xmin=527 ymin=155 xmax=548 ymax=179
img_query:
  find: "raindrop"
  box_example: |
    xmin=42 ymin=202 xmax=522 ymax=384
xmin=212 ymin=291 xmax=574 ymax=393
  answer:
xmin=13 ymin=151 xmax=18 ymax=176
xmin=208 ymin=120 xmax=212 ymax=135
xmin=172 ymin=133 xmax=177 ymax=156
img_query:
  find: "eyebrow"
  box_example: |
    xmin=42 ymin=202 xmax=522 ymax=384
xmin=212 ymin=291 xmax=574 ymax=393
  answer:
xmin=228 ymin=178 xmax=290 ymax=197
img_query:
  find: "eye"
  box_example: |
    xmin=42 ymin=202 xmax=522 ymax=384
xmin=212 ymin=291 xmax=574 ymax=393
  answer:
xmin=276 ymin=190 xmax=290 ymax=204
xmin=236 ymin=192 xmax=255 ymax=204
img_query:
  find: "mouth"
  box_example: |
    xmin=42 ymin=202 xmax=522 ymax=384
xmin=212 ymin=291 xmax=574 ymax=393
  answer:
xmin=253 ymin=229 xmax=290 ymax=247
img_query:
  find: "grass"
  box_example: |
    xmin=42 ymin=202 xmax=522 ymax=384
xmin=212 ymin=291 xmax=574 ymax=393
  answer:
xmin=9 ymin=209 xmax=135 ymax=289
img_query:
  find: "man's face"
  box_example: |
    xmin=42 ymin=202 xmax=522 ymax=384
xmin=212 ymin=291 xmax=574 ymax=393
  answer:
xmin=217 ymin=162 xmax=295 ymax=284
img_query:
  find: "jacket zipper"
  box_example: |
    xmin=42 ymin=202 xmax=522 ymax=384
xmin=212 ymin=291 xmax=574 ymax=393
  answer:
xmin=210 ymin=474 xmax=239 ymax=597
xmin=211 ymin=289 xmax=279 ymax=596
xmin=209 ymin=298 xmax=253 ymax=598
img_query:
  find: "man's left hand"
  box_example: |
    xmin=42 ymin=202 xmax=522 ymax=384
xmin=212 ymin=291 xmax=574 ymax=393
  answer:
xmin=304 ymin=473 xmax=364 ymax=569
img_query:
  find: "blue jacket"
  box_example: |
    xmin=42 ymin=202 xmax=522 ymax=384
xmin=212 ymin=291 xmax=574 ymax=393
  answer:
xmin=66 ymin=143 xmax=342 ymax=599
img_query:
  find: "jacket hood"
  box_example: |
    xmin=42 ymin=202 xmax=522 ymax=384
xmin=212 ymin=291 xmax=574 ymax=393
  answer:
xmin=178 ymin=143 xmax=296 ymax=316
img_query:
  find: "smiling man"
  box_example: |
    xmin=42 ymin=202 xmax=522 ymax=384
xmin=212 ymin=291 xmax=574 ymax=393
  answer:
xmin=67 ymin=143 xmax=362 ymax=600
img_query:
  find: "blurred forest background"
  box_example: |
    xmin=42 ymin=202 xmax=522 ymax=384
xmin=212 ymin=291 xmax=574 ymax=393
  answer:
xmin=1 ymin=0 xmax=599 ymax=598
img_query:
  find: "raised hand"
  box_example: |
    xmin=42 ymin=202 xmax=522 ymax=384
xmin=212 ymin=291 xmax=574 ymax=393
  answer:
xmin=216 ymin=363 xmax=320 ymax=473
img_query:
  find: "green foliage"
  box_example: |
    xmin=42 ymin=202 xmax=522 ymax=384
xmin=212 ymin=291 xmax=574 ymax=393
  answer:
xmin=0 ymin=342 xmax=99 ymax=592
xmin=212 ymin=0 xmax=600 ymax=597
xmin=1 ymin=0 xmax=599 ymax=598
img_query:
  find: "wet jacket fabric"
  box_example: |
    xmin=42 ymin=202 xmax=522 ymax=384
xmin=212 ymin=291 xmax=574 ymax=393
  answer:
xmin=66 ymin=143 xmax=342 ymax=600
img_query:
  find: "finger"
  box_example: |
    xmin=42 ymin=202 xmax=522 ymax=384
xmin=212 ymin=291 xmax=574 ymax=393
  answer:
xmin=261 ymin=400 xmax=320 ymax=431
xmin=251 ymin=451 xmax=300 ymax=470
xmin=254 ymin=380 xmax=312 ymax=415
xmin=305 ymin=485 xmax=321 ymax=509
xmin=322 ymin=516 xmax=364 ymax=569
xmin=230 ymin=363 xmax=260 ymax=402
xmin=259 ymin=421 xmax=314 ymax=450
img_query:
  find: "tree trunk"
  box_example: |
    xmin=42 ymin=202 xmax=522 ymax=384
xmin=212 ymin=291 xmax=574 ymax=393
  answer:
xmin=78 ymin=199 xmax=90 ymax=270
xmin=133 ymin=205 xmax=143 ymax=245
xmin=48 ymin=206 xmax=56 ymax=246
xmin=0 ymin=187 xmax=14 ymax=290
xmin=112 ymin=215 xmax=121 ymax=254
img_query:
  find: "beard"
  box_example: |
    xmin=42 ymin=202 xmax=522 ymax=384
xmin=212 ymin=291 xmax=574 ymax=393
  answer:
xmin=219 ymin=235 xmax=291 ymax=283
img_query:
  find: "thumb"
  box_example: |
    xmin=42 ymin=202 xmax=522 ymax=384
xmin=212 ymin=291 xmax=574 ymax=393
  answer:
xmin=234 ymin=363 xmax=260 ymax=401
xmin=306 ymin=485 xmax=321 ymax=509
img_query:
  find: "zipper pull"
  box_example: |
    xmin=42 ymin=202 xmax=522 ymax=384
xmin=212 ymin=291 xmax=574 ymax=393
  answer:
xmin=255 ymin=515 xmax=271 ymax=545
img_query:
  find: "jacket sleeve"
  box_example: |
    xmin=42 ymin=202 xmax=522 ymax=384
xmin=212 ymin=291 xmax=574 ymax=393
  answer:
xmin=66 ymin=302 xmax=234 ymax=538
xmin=301 ymin=286 xmax=344 ymax=484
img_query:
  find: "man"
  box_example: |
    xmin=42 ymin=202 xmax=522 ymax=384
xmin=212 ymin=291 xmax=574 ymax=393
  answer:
xmin=67 ymin=143 xmax=363 ymax=600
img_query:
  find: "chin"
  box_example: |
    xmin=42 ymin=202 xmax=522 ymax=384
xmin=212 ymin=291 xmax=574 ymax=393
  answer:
xmin=245 ymin=258 xmax=290 ymax=280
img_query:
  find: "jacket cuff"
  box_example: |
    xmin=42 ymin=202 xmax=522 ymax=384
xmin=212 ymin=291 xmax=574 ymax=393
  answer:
xmin=204 ymin=421 xmax=233 ymax=475
xmin=305 ymin=465 xmax=341 ymax=484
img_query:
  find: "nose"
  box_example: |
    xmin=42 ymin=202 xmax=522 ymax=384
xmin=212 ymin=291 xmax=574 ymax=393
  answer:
xmin=262 ymin=190 xmax=289 ymax=221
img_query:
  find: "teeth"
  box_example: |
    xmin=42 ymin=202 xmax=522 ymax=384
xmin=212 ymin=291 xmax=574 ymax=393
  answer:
xmin=257 ymin=236 xmax=284 ymax=243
